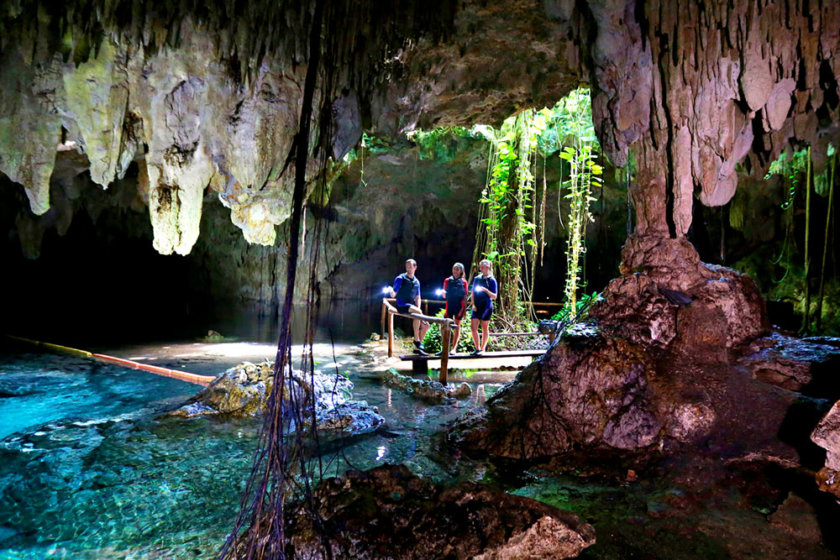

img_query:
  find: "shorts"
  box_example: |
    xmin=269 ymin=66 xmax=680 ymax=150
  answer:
xmin=396 ymin=303 xmax=412 ymax=314
xmin=445 ymin=300 xmax=467 ymax=321
xmin=472 ymin=305 xmax=493 ymax=321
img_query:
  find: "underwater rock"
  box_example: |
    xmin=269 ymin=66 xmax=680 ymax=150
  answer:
xmin=383 ymin=368 xmax=471 ymax=402
xmin=170 ymin=361 xmax=384 ymax=436
xmin=286 ymin=465 xmax=595 ymax=559
xmin=812 ymin=401 xmax=840 ymax=501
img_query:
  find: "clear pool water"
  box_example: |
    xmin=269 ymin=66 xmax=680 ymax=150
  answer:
xmin=3 ymin=338 xmax=835 ymax=560
xmin=0 ymin=341 xmax=497 ymax=559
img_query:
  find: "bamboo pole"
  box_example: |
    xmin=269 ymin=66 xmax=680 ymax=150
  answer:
xmin=7 ymin=335 xmax=215 ymax=386
xmin=440 ymin=322 xmax=451 ymax=385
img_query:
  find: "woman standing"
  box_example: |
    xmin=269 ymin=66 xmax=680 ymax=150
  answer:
xmin=441 ymin=262 xmax=469 ymax=354
xmin=470 ymin=259 xmax=498 ymax=356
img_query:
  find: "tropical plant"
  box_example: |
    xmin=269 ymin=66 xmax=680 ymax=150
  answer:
xmin=551 ymin=291 xmax=602 ymax=323
xmin=422 ymin=309 xmax=476 ymax=354
xmin=409 ymin=89 xmax=604 ymax=327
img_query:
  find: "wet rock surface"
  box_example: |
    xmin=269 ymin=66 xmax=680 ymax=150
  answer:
xmin=170 ymin=361 xmax=384 ymax=436
xmin=812 ymin=402 xmax=840 ymax=501
xmin=383 ymin=368 xmax=471 ymax=403
xmin=286 ymin=464 xmax=595 ymax=560
xmin=740 ymin=332 xmax=840 ymax=394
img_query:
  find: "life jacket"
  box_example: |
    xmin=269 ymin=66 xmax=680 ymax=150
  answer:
xmin=445 ymin=276 xmax=466 ymax=305
xmin=395 ymin=273 xmax=419 ymax=305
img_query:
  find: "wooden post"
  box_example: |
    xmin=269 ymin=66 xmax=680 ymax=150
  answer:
xmin=440 ymin=321 xmax=451 ymax=385
xmin=388 ymin=310 xmax=394 ymax=358
xmin=381 ymin=299 xmax=387 ymax=338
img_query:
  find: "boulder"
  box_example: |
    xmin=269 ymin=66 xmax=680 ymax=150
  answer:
xmin=170 ymin=361 xmax=385 ymax=436
xmin=740 ymin=333 xmax=840 ymax=394
xmin=451 ymin=317 xmax=834 ymax=462
xmin=286 ymin=465 xmax=595 ymax=559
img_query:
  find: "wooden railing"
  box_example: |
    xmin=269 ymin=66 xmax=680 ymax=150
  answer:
xmin=380 ymin=298 xmax=564 ymax=339
xmin=380 ymin=298 xmax=559 ymax=385
xmin=381 ymin=298 xmax=456 ymax=384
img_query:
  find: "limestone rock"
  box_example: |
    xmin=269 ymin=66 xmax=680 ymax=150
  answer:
xmin=171 ymin=361 xmax=384 ymax=436
xmin=0 ymin=50 xmax=61 ymax=215
xmin=812 ymin=402 xmax=840 ymax=484
xmin=383 ymin=368 xmax=471 ymax=403
xmin=452 ymin=319 xmax=829 ymax=461
xmin=740 ymin=333 xmax=840 ymax=393
xmin=286 ymin=465 xmax=595 ymax=559
xmin=451 ymin=331 xmax=664 ymax=459
xmin=62 ymin=41 xmax=132 ymax=188
xmin=602 ymin=235 xmax=769 ymax=350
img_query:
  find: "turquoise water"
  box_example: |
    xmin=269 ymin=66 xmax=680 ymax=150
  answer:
xmin=0 ymin=341 xmax=497 ymax=559
xmin=4 ymin=340 xmax=833 ymax=559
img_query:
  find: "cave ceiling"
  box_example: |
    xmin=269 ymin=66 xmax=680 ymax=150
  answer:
xmin=1 ymin=0 xmax=839 ymax=258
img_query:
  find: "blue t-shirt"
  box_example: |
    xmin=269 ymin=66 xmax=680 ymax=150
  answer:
xmin=471 ymin=275 xmax=497 ymax=310
xmin=393 ymin=273 xmax=420 ymax=307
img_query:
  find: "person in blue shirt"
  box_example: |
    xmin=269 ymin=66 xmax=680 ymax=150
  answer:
xmin=386 ymin=258 xmax=430 ymax=354
xmin=470 ymin=259 xmax=498 ymax=356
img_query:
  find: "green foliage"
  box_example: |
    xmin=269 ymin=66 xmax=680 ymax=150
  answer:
xmin=547 ymin=89 xmax=603 ymax=318
xmin=409 ymin=126 xmax=472 ymax=160
xmin=471 ymin=88 xmax=603 ymax=321
xmin=765 ymin=148 xmax=808 ymax=210
xmin=551 ymin=291 xmax=602 ymax=322
xmin=422 ymin=309 xmax=475 ymax=354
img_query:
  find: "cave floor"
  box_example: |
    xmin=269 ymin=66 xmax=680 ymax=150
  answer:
xmin=0 ymin=337 xmax=836 ymax=558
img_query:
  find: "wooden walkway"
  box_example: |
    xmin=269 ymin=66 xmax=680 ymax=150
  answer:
xmin=381 ymin=299 xmax=553 ymax=383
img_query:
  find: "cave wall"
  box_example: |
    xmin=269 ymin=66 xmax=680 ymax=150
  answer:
xmin=2 ymin=0 xmax=839 ymax=324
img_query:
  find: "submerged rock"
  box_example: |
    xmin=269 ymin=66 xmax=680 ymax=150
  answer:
xmin=383 ymin=368 xmax=471 ymax=402
xmin=286 ymin=465 xmax=595 ymax=559
xmin=170 ymin=361 xmax=384 ymax=436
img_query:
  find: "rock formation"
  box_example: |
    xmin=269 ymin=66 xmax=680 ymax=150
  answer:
xmin=382 ymin=368 xmax=471 ymax=403
xmin=171 ymin=361 xmax=385 ymax=437
xmin=813 ymin=401 xmax=840 ymax=501
xmin=283 ymin=465 xmax=596 ymax=559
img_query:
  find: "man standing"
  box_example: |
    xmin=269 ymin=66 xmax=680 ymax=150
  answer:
xmin=387 ymin=258 xmax=430 ymax=354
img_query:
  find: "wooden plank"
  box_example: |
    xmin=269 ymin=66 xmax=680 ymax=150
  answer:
xmin=399 ymin=349 xmax=545 ymax=361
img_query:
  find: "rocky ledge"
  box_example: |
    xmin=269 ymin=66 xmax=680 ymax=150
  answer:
xmin=383 ymin=368 xmax=471 ymax=402
xmin=170 ymin=361 xmax=384 ymax=437
xmin=285 ymin=464 xmax=595 ymax=559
